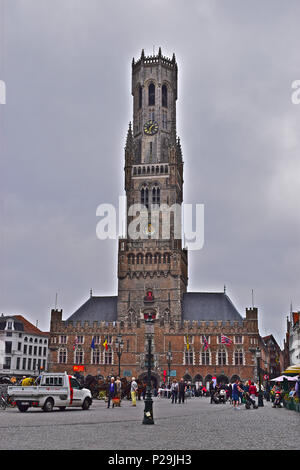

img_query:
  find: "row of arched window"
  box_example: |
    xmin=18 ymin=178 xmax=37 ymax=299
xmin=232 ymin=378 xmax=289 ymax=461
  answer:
xmin=128 ymin=252 xmax=171 ymax=265
xmin=138 ymin=83 xmax=168 ymax=108
xmin=133 ymin=165 xmax=168 ymax=176
xmin=184 ymin=348 xmax=244 ymax=366
xmin=24 ymin=337 xmax=48 ymax=344
xmin=58 ymin=347 xmax=114 ymax=365
xmin=57 ymin=346 xmax=244 ymax=367
xmin=141 ymin=186 xmax=160 ymax=208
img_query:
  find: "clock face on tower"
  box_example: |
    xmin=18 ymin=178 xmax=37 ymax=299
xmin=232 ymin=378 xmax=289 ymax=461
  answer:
xmin=144 ymin=120 xmax=159 ymax=136
xmin=143 ymin=223 xmax=156 ymax=237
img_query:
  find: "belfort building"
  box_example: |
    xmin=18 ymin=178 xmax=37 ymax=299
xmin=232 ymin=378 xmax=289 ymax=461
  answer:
xmin=49 ymin=49 xmax=261 ymax=386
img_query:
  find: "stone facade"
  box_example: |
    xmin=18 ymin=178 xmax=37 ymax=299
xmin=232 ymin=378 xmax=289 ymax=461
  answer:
xmin=118 ymin=49 xmax=186 ymax=323
xmin=49 ymin=306 xmax=260 ymax=384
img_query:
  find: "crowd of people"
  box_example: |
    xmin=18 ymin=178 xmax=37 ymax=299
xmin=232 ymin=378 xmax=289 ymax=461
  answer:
xmin=103 ymin=375 xmax=300 ymax=410
xmin=2 ymin=373 xmax=299 ymax=411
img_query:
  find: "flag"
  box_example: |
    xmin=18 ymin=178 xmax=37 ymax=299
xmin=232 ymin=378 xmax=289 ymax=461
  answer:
xmin=186 ymin=335 xmax=190 ymax=351
xmin=91 ymin=337 xmax=95 ymax=350
xmin=73 ymin=336 xmax=79 ymax=351
xmin=221 ymin=334 xmax=232 ymax=345
xmin=203 ymin=335 xmax=209 ymax=351
xmin=103 ymin=338 xmax=108 ymax=350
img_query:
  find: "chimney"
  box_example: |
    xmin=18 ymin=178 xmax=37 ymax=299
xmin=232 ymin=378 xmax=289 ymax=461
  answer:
xmin=50 ymin=308 xmax=63 ymax=330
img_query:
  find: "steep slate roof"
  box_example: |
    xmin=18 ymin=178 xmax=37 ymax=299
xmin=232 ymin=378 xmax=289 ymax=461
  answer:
xmin=0 ymin=316 xmax=24 ymax=331
xmin=182 ymin=292 xmax=244 ymax=323
xmin=0 ymin=315 xmax=49 ymax=336
xmin=13 ymin=315 xmax=49 ymax=336
xmin=66 ymin=296 xmax=118 ymax=324
xmin=66 ymin=292 xmax=243 ymax=324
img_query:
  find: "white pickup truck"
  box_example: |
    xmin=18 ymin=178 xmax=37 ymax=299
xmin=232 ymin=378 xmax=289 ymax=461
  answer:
xmin=7 ymin=372 xmax=92 ymax=412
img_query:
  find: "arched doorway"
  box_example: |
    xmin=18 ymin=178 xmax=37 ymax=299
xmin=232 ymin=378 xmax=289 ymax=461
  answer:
xmin=138 ymin=372 xmax=160 ymax=390
xmin=193 ymin=374 xmax=203 ymax=384
xmin=204 ymin=374 xmax=212 ymax=390
xmin=217 ymin=374 xmax=229 ymax=385
xmin=193 ymin=374 xmax=203 ymax=396
xmin=183 ymin=374 xmax=192 ymax=384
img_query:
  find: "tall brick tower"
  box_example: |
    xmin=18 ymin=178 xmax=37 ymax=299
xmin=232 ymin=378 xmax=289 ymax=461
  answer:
xmin=117 ymin=48 xmax=188 ymax=322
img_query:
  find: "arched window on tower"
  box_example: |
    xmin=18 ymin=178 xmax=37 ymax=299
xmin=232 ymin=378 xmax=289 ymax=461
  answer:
xmin=152 ymin=186 xmax=160 ymax=206
xmin=138 ymin=85 xmax=142 ymax=109
xmin=163 ymin=253 xmax=170 ymax=264
xmin=154 ymin=253 xmax=161 ymax=263
xmin=148 ymin=83 xmax=155 ymax=106
xmin=141 ymin=187 xmax=149 ymax=209
xmin=162 ymin=84 xmax=168 ymax=108
xmin=145 ymin=253 xmax=152 ymax=264
xmin=137 ymin=253 xmax=143 ymax=265
xmin=128 ymin=254 xmax=135 ymax=265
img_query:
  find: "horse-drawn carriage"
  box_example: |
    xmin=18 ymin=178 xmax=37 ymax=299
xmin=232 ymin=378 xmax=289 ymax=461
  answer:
xmin=83 ymin=375 xmax=146 ymax=401
xmin=83 ymin=375 xmax=108 ymax=399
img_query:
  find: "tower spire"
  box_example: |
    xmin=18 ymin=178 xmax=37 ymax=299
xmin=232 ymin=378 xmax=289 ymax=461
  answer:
xmin=125 ymin=121 xmax=133 ymax=147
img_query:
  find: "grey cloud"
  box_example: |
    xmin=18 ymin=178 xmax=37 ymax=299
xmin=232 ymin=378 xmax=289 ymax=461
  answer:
xmin=1 ymin=0 xmax=300 ymax=345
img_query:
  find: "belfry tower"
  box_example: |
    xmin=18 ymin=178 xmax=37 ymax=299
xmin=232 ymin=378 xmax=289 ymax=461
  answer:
xmin=117 ymin=48 xmax=188 ymax=322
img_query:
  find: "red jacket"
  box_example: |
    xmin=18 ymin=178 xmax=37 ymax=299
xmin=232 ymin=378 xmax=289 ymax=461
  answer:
xmin=249 ymin=384 xmax=257 ymax=396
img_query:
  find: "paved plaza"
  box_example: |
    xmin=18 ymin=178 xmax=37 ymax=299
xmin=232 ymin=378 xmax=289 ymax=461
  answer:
xmin=0 ymin=396 xmax=299 ymax=451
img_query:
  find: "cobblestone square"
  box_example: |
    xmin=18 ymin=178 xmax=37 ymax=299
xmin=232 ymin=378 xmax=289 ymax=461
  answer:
xmin=0 ymin=397 xmax=299 ymax=450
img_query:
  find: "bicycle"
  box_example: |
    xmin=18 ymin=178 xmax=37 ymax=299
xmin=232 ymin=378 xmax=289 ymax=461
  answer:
xmin=0 ymin=395 xmax=7 ymax=410
xmin=0 ymin=394 xmax=16 ymax=410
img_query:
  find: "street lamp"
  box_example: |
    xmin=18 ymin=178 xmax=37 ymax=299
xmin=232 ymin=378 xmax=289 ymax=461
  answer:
xmin=115 ymin=334 xmax=124 ymax=377
xmin=143 ymin=312 xmax=155 ymax=425
xmin=255 ymin=347 xmax=264 ymax=407
xmin=166 ymin=349 xmax=173 ymax=385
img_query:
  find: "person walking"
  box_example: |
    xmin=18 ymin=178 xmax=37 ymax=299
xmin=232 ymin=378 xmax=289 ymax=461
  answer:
xmin=107 ymin=377 xmax=116 ymax=409
xmin=115 ymin=376 xmax=122 ymax=406
xmin=232 ymin=379 xmax=243 ymax=409
xmin=228 ymin=382 xmax=232 ymax=403
xmin=295 ymin=376 xmax=300 ymax=400
xmin=210 ymin=380 xmax=216 ymax=404
xmin=131 ymin=377 xmax=138 ymax=406
xmin=248 ymin=380 xmax=257 ymax=403
xmin=265 ymin=381 xmax=271 ymax=401
xmin=178 ymin=378 xmax=186 ymax=404
xmin=171 ymin=379 xmax=178 ymax=404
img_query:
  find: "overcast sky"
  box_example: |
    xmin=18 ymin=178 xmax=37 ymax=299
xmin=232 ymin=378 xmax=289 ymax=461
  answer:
xmin=1 ymin=0 xmax=300 ymax=346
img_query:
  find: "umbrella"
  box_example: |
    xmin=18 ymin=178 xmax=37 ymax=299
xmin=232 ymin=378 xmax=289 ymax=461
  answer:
xmin=270 ymin=375 xmax=298 ymax=382
xmin=282 ymin=363 xmax=300 ymax=375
